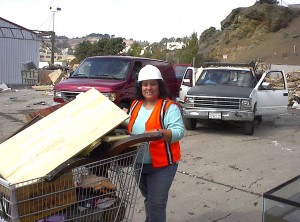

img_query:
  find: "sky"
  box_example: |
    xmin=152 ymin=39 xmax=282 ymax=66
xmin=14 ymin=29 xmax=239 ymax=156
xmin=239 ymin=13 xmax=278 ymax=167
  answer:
xmin=1 ymin=0 xmax=300 ymax=43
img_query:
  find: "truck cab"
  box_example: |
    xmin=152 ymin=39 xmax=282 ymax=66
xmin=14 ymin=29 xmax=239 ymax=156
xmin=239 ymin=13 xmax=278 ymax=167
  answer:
xmin=181 ymin=62 xmax=288 ymax=135
xmin=173 ymin=63 xmax=192 ymax=93
xmin=178 ymin=66 xmax=203 ymax=105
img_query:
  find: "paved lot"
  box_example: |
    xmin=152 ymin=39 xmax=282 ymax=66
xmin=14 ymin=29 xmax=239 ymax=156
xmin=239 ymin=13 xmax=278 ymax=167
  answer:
xmin=1 ymin=88 xmax=300 ymax=222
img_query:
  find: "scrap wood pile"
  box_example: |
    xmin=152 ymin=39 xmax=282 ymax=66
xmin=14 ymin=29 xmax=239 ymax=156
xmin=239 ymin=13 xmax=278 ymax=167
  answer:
xmin=286 ymin=71 xmax=300 ymax=106
xmin=0 ymin=88 xmax=162 ymax=222
xmin=29 ymin=69 xmax=67 ymax=91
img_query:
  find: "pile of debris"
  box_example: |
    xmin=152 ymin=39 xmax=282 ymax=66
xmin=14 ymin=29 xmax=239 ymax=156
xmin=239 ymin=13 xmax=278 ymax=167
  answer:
xmin=0 ymin=83 xmax=11 ymax=92
xmin=286 ymin=71 xmax=300 ymax=108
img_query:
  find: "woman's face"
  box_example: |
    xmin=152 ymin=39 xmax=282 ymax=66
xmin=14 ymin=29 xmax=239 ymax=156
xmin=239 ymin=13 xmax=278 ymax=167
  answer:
xmin=141 ymin=79 xmax=159 ymax=101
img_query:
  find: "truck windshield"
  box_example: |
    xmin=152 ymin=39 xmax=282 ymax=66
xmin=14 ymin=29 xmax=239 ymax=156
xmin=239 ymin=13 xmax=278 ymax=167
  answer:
xmin=196 ymin=69 xmax=254 ymax=87
xmin=71 ymin=58 xmax=131 ymax=80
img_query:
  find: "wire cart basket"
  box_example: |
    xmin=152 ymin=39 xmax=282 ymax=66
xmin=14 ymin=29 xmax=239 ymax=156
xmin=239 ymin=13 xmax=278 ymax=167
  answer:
xmin=0 ymin=148 xmax=144 ymax=222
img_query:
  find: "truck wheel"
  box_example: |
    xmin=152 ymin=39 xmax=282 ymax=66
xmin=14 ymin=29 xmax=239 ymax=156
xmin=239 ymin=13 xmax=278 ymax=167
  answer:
xmin=183 ymin=118 xmax=197 ymax=130
xmin=243 ymin=121 xmax=255 ymax=135
xmin=255 ymin=116 xmax=262 ymax=125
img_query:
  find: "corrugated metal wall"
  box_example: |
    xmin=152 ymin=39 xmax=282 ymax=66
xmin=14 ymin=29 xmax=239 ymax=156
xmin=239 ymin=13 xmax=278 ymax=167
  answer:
xmin=0 ymin=19 xmax=40 ymax=85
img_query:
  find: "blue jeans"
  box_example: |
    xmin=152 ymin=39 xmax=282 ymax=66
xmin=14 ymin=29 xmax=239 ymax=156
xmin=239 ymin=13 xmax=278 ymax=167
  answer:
xmin=138 ymin=163 xmax=178 ymax=222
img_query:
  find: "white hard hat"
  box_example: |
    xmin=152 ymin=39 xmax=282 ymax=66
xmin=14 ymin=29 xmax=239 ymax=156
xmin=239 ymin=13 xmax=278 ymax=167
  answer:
xmin=137 ymin=65 xmax=163 ymax=82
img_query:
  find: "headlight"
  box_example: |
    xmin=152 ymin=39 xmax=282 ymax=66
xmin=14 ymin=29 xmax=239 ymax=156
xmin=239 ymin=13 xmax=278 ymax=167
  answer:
xmin=102 ymin=93 xmax=117 ymax=102
xmin=241 ymin=99 xmax=251 ymax=110
xmin=185 ymin=97 xmax=194 ymax=104
xmin=54 ymin=91 xmax=62 ymax=98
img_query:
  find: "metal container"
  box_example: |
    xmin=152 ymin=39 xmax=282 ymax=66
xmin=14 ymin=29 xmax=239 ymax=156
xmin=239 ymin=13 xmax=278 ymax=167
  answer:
xmin=263 ymin=175 xmax=300 ymax=222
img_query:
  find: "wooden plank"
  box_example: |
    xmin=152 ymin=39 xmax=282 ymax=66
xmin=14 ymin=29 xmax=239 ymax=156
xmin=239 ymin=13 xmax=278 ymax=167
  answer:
xmin=48 ymin=69 xmax=64 ymax=84
xmin=17 ymin=172 xmax=76 ymax=222
xmin=0 ymin=88 xmax=129 ymax=184
xmin=31 ymin=85 xmax=53 ymax=91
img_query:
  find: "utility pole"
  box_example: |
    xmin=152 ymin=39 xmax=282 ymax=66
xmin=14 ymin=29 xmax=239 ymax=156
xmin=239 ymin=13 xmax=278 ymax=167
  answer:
xmin=50 ymin=7 xmax=61 ymax=65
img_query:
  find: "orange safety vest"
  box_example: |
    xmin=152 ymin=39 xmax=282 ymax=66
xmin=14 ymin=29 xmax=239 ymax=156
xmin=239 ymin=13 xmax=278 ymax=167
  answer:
xmin=128 ymin=99 xmax=181 ymax=168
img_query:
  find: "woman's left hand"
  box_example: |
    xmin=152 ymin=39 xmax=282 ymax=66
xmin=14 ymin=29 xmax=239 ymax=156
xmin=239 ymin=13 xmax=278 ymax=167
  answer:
xmin=145 ymin=129 xmax=172 ymax=143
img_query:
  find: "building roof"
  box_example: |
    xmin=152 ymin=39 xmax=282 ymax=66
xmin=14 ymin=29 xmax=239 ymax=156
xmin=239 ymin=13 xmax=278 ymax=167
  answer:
xmin=0 ymin=17 xmax=38 ymax=36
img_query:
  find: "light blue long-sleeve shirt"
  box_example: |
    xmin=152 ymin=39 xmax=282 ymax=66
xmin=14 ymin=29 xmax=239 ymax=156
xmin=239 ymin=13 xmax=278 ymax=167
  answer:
xmin=126 ymin=103 xmax=185 ymax=163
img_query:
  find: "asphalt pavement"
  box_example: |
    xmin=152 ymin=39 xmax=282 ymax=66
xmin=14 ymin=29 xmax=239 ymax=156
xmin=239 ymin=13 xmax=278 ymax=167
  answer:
xmin=1 ymin=88 xmax=300 ymax=222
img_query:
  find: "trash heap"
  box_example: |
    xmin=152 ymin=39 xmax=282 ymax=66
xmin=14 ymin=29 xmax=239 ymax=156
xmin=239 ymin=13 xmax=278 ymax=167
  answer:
xmin=286 ymin=71 xmax=300 ymax=107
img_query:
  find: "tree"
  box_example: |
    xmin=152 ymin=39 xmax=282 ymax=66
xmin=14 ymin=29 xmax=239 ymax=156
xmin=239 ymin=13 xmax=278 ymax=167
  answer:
xmin=127 ymin=42 xmax=143 ymax=56
xmin=151 ymin=43 xmax=167 ymax=60
xmin=74 ymin=40 xmax=93 ymax=62
xmin=143 ymin=46 xmax=152 ymax=58
xmin=74 ymin=38 xmax=126 ymax=62
xmin=175 ymin=32 xmax=199 ymax=64
xmin=92 ymin=38 xmax=125 ymax=56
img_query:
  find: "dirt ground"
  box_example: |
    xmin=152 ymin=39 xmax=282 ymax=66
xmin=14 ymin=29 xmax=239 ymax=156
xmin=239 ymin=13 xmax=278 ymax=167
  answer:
xmin=1 ymin=88 xmax=300 ymax=222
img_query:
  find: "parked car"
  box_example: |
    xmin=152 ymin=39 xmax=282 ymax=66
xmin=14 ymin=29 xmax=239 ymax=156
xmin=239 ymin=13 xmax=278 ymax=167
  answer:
xmin=181 ymin=62 xmax=289 ymax=135
xmin=53 ymin=56 xmax=179 ymax=109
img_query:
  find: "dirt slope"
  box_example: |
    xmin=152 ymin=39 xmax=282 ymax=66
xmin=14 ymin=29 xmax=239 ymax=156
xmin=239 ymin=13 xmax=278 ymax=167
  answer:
xmin=199 ymin=3 xmax=300 ymax=65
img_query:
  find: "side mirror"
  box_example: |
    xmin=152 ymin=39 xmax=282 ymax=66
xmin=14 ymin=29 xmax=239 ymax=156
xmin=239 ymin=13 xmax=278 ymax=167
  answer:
xmin=260 ymin=81 xmax=270 ymax=90
xmin=182 ymin=79 xmax=191 ymax=86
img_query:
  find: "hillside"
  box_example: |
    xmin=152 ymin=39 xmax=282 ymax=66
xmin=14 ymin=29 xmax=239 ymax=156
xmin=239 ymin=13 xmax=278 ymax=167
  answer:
xmin=198 ymin=3 xmax=300 ymax=65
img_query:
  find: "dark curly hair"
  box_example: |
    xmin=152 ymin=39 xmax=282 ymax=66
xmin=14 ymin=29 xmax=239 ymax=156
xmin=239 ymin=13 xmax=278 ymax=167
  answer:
xmin=135 ymin=79 xmax=170 ymax=100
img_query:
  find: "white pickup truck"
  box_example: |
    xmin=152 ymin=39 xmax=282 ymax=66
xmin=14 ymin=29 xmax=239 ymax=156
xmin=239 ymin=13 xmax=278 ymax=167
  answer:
xmin=179 ymin=63 xmax=289 ymax=135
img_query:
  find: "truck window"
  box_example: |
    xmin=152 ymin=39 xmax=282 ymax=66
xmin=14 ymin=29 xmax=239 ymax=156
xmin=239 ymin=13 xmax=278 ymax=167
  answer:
xmin=235 ymin=71 xmax=253 ymax=87
xmin=71 ymin=58 xmax=131 ymax=79
xmin=77 ymin=61 xmax=91 ymax=76
xmin=133 ymin=61 xmax=143 ymax=81
xmin=263 ymin=71 xmax=285 ymax=90
xmin=196 ymin=69 xmax=254 ymax=87
xmin=174 ymin=65 xmax=190 ymax=80
xmin=182 ymin=69 xmax=193 ymax=86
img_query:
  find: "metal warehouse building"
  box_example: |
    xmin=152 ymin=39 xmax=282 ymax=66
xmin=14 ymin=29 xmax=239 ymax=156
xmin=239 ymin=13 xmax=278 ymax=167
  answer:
xmin=0 ymin=17 xmax=40 ymax=85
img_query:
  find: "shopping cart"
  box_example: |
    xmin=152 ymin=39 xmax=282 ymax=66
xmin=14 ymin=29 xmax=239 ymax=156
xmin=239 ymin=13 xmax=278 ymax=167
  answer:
xmin=0 ymin=132 xmax=162 ymax=222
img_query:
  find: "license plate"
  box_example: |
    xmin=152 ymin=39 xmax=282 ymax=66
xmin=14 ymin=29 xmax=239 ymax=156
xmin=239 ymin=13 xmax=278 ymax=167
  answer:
xmin=209 ymin=112 xmax=222 ymax=119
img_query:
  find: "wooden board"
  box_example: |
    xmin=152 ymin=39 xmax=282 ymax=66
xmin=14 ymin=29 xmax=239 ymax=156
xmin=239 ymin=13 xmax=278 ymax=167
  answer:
xmin=17 ymin=172 xmax=76 ymax=222
xmin=0 ymin=88 xmax=129 ymax=184
xmin=31 ymin=85 xmax=54 ymax=91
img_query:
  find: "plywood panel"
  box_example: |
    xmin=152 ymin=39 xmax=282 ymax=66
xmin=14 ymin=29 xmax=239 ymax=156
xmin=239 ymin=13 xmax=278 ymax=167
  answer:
xmin=0 ymin=88 xmax=129 ymax=184
xmin=17 ymin=172 xmax=76 ymax=222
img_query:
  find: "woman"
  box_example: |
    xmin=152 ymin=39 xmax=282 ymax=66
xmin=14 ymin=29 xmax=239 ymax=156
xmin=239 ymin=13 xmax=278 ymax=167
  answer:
xmin=125 ymin=64 xmax=185 ymax=222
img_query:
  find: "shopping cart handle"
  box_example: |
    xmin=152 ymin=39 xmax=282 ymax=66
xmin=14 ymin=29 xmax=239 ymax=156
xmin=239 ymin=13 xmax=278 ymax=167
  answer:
xmin=106 ymin=131 xmax=163 ymax=158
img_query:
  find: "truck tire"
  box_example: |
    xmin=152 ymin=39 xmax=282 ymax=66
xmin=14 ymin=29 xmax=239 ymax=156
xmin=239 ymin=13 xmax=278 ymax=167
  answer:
xmin=183 ymin=118 xmax=197 ymax=130
xmin=243 ymin=121 xmax=255 ymax=135
xmin=255 ymin=115 xmax=262 ymax=125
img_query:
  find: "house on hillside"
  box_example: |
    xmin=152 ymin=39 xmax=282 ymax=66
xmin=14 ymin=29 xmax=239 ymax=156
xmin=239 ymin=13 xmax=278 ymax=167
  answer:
xmin=0 ymin=17 xmax=40 ymax=85
xmin=166 ymin=42 xmax=185 ymax=51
